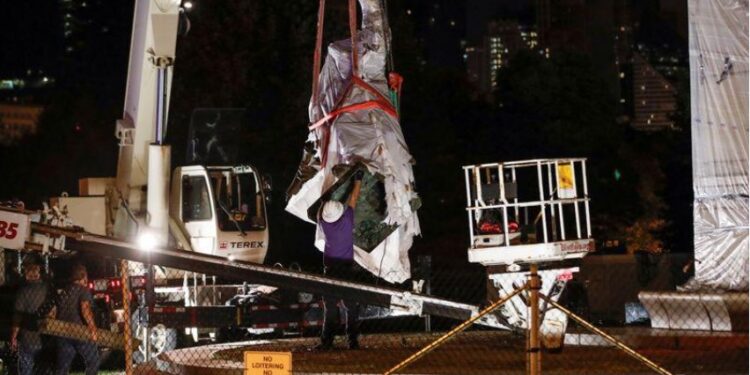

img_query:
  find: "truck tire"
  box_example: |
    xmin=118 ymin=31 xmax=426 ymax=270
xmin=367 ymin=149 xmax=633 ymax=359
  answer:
xmin=131 ymin=309 xmax=178 ymax=364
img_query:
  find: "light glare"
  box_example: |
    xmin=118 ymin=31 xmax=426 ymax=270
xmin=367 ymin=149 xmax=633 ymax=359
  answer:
xmin=137 ymin=233 xmax=158 ymax=252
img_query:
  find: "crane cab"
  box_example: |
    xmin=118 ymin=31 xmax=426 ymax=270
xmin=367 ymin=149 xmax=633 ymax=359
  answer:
xmin=170 ymin=164 xmax=269 ymax=263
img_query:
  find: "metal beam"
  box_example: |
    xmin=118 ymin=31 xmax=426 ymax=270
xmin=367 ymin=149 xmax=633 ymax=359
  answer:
xmin=38 ymin=224 xmax=502 ymax=327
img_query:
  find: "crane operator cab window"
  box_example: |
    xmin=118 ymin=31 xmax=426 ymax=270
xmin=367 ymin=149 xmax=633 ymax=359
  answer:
xmin=182 ymin=176 xmax=213 ymax=221
xmin=210 ymin=170 xmax=266 ymax=231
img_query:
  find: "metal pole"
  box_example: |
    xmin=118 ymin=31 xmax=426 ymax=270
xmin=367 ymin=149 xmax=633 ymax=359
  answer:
xmin=581 ymin=160 xmax=592 ymax=237
xmin=120 ymin=260 xmax=133 ymax=375
xmin=155 ymin=65 xmax=168 ymax=144
xmin=464 ymin=167 xmax=476 ymax=249
xmin=528 ymin=264 xmax=541 ymax=375
xmin=419 ymin=255 xmax=432 ymax=333
xmin=546 ymin=162 xmax=557 ymax=241
xmin=540 ymin=294 xmax=673 ymax=375
xmin=536 ymin=161 xmax=548 ymax=243
xmin=383 ymin=285 xmax=527 ymax=375
xmin=143 ymin=251 xmax=155 ymax=362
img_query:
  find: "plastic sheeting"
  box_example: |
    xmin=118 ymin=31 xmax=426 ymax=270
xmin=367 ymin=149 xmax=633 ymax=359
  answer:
xmin=684 ymin=0 xmax=749 ymax=291
xmin=286 ymin=0 xmax=420 ymax=283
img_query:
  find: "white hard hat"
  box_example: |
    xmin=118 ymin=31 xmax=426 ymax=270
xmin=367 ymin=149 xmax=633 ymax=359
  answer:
xmin=321 ymin=201 xmax=344 ymax=223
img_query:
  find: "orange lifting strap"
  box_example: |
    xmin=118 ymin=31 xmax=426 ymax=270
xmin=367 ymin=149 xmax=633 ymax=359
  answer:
xmin=309 ymin=0 xmax=401 ymax=167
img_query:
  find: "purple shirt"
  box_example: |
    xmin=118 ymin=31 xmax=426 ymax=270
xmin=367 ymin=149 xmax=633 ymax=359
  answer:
xmin=320 ymin=206 xmax=354 ymax=263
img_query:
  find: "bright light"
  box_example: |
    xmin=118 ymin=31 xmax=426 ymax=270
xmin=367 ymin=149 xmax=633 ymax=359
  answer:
xmin=137 ymin=233 xmax=158 ymax=252
xmin=183 ymin=1 xmax=193 ymax=9
xmin=227 ymin=254 xmax=236 ymax=262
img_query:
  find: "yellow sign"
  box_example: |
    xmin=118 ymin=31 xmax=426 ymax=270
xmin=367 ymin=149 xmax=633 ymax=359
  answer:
xmin=557 ymin=163 xmax=577 ymax=198
xmin=244 ymin=351 xmax=292 ymax=375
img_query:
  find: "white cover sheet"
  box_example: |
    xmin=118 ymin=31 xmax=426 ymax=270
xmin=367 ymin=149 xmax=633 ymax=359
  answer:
xmin=286 ymin=0 xmax=420 ymax=283
xmin=684 ymin=0 xmax=749 ymax=291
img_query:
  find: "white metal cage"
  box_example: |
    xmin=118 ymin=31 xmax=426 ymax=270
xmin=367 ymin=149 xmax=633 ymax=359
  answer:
xmin=463 ymin=158 xmax=594 ymax=266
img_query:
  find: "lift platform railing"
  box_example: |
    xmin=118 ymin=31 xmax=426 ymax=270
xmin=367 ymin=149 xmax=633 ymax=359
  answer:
xmin=462 ymin=158 xmax=593 ymax=266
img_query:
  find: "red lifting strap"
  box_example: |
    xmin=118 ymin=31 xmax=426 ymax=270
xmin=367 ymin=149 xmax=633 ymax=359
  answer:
xmin=349 ymin=0 xmax=359 ymax=77
xmin=311 ymin=0 xmax=326 ymax=108
xmin=309 ymin=76 xmax=399 ymax=167
xmin=308 ymin=0 xmax=399 ymax=167
xmin=309 ymin=76 xmax=398 ymax=131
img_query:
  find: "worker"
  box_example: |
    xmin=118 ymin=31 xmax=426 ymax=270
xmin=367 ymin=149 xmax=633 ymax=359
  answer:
xmin=316 ymin=169 xmax=364 ymax=350
xmin=11 ymin=255 xmax=49 ymax=375
xmin=54 ymin=263 xmax=99 ymax=375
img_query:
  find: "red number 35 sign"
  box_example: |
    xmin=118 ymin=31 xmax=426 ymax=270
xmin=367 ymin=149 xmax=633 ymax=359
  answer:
xmin=0 ymin=211 xmax=30 ymax=250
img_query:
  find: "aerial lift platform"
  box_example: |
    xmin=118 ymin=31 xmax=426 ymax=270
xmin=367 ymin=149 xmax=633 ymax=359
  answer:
xmin=463 ymin=158 xmax=595 ymax=348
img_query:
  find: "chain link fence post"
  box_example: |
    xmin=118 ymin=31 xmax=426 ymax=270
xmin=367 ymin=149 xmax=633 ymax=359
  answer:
xmin=120 ymin=259 xmax=133 ymax=375
xmin=528 ymin=263 xmax=542 ymax=375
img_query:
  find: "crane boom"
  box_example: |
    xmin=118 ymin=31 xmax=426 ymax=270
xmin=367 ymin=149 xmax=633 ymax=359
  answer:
xmin=114 ymin=0 xmax=180 ymax=240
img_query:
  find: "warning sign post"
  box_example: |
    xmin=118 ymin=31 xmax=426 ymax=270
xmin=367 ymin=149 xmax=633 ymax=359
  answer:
xmin=244 ymin=351 xmax=292 ymax=375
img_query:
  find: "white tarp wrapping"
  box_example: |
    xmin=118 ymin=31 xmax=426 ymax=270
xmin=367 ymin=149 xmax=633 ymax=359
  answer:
xmin=286 ymin=0 xmax=420 ymax=283
xmin=684 ymin=0 xmax=749 ymax=291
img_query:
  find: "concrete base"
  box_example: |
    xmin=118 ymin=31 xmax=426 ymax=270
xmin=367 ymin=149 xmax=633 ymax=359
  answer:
xmin=564 ymin=326 xmax=748 ymax=349
xmin=638 ymin=291 xmax=748 ymax=332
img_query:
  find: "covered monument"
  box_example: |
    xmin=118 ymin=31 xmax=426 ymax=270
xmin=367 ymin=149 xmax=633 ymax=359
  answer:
xmin=286 ymin=0 xmax=420 ymax=283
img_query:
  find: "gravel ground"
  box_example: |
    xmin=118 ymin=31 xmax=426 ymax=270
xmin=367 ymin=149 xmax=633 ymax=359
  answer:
xmin=205 ymin=331 xmax=748 ymax=374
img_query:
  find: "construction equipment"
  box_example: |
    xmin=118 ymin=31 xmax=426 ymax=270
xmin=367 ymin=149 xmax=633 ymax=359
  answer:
xmin=33 ymin=0 xmax=271 ymax=360
xmin=9 ymin=218 xmax=508 ymax=328
xmin=51 ymin=0 xmax=269 ymax=264
xmin=463 ymin=158 xmax=594 ymax=349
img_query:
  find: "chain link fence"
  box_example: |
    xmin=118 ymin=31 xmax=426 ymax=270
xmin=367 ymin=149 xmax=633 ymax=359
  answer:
xmin=0 ymin=250 xmax=747 ymax=374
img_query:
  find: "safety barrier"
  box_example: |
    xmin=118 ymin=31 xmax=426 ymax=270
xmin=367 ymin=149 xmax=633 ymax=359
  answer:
xmin=2 ymin=247 xmax=747 ymax=374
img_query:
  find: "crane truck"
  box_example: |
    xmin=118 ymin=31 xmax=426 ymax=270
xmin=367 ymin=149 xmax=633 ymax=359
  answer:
xmin=47 ymin=0 xmax=274 ymax=360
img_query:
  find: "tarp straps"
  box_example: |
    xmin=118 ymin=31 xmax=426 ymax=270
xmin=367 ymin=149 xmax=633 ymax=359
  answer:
xmin=309 ymin=76 xmax=399 ymax=132
xmin=309 ymin=75 xmax=399 ymax=168
xmin=308 ymin=0 xmax=399 ymax=168
xmin=349 ymin=0 xmax=360 ymax=77
xmin=311 ymin=0 xmax=361 ymax=107
xmin=311 ymin=0 xmax=326 ymax=108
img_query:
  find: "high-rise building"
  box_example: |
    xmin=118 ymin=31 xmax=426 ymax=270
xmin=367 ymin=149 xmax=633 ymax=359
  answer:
xmin=617 ymin=0 xmax=686 ymax=131
xmin=465 ymin=21 xmax=537 ymax=96
xmin=629 ymin=52 xmax=678 ymax=131
xmin=0 ymin=104 xmax=44 ymax=145
xmin=57 ymin=0 xmax=134 ymax=88
xmin=465 ymin=46 xmax=488 ymax=93
xmin=535 ymin=0 xmax=589 ymax=56
xmin=405 ymin=1 xmax=466 ymax=68
xmin=534 ymin=0 xmax=619 ymax=92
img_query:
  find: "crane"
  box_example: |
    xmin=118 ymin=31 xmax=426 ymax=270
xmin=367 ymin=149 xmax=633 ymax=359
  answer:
xmin=53 ymin=0 xmax=269 ymax=264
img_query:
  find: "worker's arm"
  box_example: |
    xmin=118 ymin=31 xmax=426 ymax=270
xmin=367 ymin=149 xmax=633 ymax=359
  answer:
xmin=10 ymin=320 xmax=19 ymax=352
xmin=11 ymin=293 xmax=24 ymax=352
xmin=80 ymin=300 xmax=98 ymax=342
xmin=347 ymin=170 xmax=364 ymax=209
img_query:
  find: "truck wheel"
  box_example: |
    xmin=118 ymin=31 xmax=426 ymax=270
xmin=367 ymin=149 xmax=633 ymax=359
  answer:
xmin=131 ymin=310 xmax=178 ymax=364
